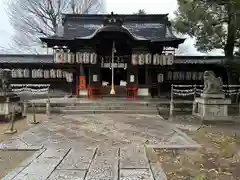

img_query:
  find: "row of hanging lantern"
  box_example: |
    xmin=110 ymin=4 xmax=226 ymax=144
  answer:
xmin=54 ymin=50 xmax=98 ymax=64
xmin=76 ymin=52 xmax=97 ymax=64
xmin=131 ymin=53 xmax=174 ymax=66
xmin=53 ymin=46 xmax=175 ymax=66
xmin=54 ymin=47 xmax=75 ymax=64
xmin=8 ymin=68 xmax=73 ymax=82
xmin=167 ymin=71 xmax=204 ymax=81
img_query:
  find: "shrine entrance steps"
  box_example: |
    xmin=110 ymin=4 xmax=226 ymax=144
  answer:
xmin=55 ymin=99 xmax=159 ymax=115
xmin=28 ymin=98 xmax=161 ymax=115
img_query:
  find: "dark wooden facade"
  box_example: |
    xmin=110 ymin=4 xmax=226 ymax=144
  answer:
xmin=0 ymin=54 xmax=229 ymax=97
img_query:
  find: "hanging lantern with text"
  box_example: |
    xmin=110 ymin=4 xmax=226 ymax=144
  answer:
xmin=131 ymin=54 xmax=139 ymax=65
xmin=131 ymin=53 xmax=174 ymax=66
xmin=54 ymin=50 xmax=63 ymax=63
xmin=54 ymin=50 xmax=75 ymax=64
xmin=76 ymin=52 xmax=97 ymax=64
xmin=145 ymin=53 xmax=152 ymax=64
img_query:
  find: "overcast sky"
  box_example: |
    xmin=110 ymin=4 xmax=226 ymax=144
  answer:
xmin=0 ymin=0 xmax=223 ymax=55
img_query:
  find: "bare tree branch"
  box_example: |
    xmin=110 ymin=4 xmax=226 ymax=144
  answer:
xmin=7 ymin=0 xmax=102 ymax=54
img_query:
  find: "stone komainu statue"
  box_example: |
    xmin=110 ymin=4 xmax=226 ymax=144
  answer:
xmin=203 ymin=71 xmax=223 ymax=94
xmin=0 ymin=69 xmax=12 ymax=95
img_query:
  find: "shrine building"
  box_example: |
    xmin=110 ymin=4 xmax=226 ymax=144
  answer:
xmin=0 ymin=13 xmax=229 ymax=98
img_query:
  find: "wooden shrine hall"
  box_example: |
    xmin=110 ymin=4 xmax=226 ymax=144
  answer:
xmin=40 ymin=12 xmax=186 ymax=98
xmin=39 ymin=12 xmax=227 ymax=98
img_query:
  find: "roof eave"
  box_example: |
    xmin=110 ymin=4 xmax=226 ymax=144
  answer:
xmin=151 ymin=38 xmax=186 ymax=48
xmin=40 ymin=37 xmax=74 ymax=47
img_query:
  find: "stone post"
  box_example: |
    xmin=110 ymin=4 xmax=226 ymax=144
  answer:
xmin=4 ymin=106 xmax=17 ymax=134
xmin=30 ymin=103 xmax=39 ymax=124
xmin=192 ymin=84 xmax=197 ymax=114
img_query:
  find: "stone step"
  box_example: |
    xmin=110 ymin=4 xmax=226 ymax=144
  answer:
xmin=58 ymin=109 xmax=159 ymax=114
xmin=27 ymin=107 xmax=159 ymax=114
xmin=29 ymin=102 xmax=160 ymax=108
xmin=61 ymin=106 xmax=158 ymax=110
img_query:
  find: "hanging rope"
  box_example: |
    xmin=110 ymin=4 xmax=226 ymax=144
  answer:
xmin=11 ymin=84 xmax=50 ymax=95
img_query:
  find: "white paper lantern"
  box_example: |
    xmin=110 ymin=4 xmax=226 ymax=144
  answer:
xmin=162 ymin=55 xmax=167 ymax=66
xmin=62 ymin=52 xmax=68 ymax=63
xmin=90 ymin=53 xmax=97 ymax=64
xmin=11 ymin=69 xmax=17 ymax=78
xmin=32 ymin=69 xmax=37 ymax=78
xmin=65 ymin=72 xmax=73 ymax=82
xmin=56 ymin=69 xmax=62 ymax=78
xmin=44 ymin=70 xmax=50 ymax=79
xmin=23 ymin=69 xmax=30 ymax=78
xmin=69 ymin=72 xmax=73 ymax=82
xmin=76 ymin=52 xmax=82 ymax=63
xmin=198 ymin=72 xmax=203 ymax=80
xmin=192 ymin=72 xmax=197 ymax=80
xmin=93 ymin=74 xmax=98 ymax=82
xmin=62 ymin=71 xmax=67 ymax=79
xmin=50 ymin=69 xmax=56 ymax=78
xmin=83 ymin=52 xmax=90 ymax=63
xmin=153 ymin=54 xmax=160 ymax=65
xmin=15 ymin=69 xmax=22 ymax=78
xmin=167 ymin=55 xmax=174 ymax=65
xmin=131 ymin=54 xmax=138 ymax=65
xmin=67 ymin=52 xmax=73 ymax=64
xmin=130 ymin=75 xmax=135 ymax=82
xmin=186 ymin=72 xmax=192 ymax=80
xmin=37 ymin=69 xmax=43 ymax=78
xmin=145 ymin=53 xmax=152 ymax=64
xmin=54 ymin=51 xmax=63 ymax=63
xmin=157 ymin=73 xmax=164 ymax=83
xmin=179 ymin=72 xmax=185 ymax=80
xmin=138 ymin=54 xmax=145 ymax=65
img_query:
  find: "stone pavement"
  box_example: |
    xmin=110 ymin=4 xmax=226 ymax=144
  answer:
xmin=1 ymin=114 xmax=200 ymax=179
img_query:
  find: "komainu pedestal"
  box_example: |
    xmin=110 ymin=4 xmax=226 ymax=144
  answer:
xmin=193 ymin=71 xmax=231 ymax=122
xmin=193 ymin=95 xmax=231 ymax=121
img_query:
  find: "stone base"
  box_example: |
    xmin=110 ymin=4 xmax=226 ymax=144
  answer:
xmin=79 ymin=89 xmax=88 ymax=96
xmin=201 ymin=93 xmax=225 ymax=99
xmin=0 ymin=95 xmax=23 ymax=122
xmin=193 ymin=97 xmax=231 ymax=121
xmin=138 ymin=88 xmax=149 ymax=96
xmin=4 ymin=129 xmax=17 ymax=134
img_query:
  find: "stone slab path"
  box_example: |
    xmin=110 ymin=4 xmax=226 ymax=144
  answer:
xmin=1 ymin=114 xmax=199 ymax=179
xmin=3 ymin=146 xmax=166 ymax=180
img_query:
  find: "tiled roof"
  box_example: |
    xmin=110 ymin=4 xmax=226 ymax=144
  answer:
xmin=62 ymin=14 xmax=174 ymax=42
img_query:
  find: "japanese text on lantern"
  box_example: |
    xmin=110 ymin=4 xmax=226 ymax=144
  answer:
xmin=131 ymin=53 xmax=174 ymax=66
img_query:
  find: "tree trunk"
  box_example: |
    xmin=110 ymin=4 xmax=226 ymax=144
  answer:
xmin=224 ymin=2 xmax=236 ymax=85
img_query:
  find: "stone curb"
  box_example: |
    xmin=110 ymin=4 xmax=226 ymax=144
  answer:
xmin=147 ymin=144 xmax=202 ymax=150
xmin=0 ymin=144 xmax=44 ymax=151
xmin=144 ymin=145 xmax=168 ymax=180
xmin=157 ymin=115 xmax=201 ymax=143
